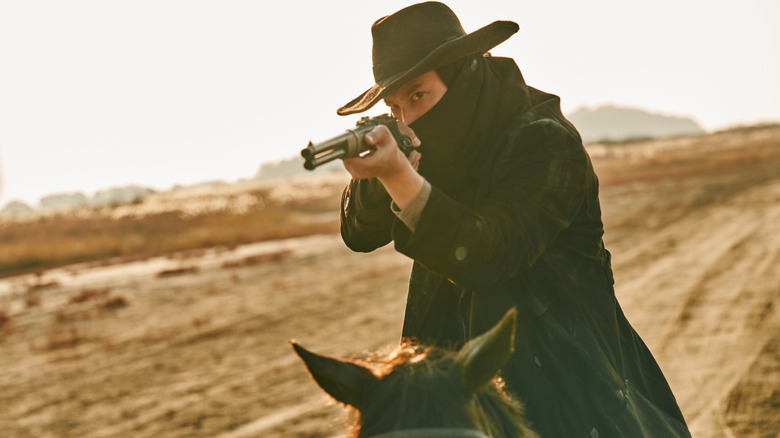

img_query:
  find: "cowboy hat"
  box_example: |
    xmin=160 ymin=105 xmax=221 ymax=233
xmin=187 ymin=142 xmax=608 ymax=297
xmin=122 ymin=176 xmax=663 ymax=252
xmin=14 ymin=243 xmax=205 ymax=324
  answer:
xmin=337 ymin=2 xmax=518 ymax=116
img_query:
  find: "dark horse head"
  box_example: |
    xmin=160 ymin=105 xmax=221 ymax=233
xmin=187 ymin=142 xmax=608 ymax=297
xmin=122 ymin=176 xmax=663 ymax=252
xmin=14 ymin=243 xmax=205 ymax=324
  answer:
xmin=291 ymin=308 xmax=538 ymax=438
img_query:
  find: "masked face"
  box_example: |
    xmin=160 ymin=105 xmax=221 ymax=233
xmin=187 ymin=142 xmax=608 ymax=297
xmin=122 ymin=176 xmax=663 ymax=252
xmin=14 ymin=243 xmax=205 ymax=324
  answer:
xmin=383 ymin=71 xmax=448 ymax=124
xmin=405 ymin=56 xmax=500 ymax=200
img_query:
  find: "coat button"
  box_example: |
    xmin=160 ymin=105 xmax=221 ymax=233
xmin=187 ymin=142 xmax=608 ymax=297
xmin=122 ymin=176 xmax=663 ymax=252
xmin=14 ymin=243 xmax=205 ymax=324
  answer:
xmin=590 ymin=427 xmax=599 ymax=438
xmin=534 ymin=356 xmax=541 ymax=367
xmin=454 ymin=246 xmax=467 ymax=261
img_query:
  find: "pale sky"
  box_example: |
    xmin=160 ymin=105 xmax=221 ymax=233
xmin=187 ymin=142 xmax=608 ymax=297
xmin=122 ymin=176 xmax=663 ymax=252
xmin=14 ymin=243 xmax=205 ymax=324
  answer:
xmin=1 ymin=0 xmax=778 ymax=206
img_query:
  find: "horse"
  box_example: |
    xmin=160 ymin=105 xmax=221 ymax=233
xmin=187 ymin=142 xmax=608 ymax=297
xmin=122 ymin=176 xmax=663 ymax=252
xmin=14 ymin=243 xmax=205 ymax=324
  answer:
xmin=291 ymin=308 xmax=539 ymax=438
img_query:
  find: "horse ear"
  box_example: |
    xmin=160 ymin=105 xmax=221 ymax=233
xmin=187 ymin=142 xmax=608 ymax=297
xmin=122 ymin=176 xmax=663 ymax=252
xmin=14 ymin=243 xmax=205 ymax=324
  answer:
xmin=291 ymin=341 xmax=378 ymax=407
xmin=455 ymin=307 xmax=517 ymax=393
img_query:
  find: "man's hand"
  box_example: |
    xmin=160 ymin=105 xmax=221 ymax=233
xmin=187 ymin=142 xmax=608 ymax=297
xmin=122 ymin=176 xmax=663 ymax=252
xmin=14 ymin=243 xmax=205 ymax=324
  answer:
xmin=342 ymin=122 xmax=421 ymax=179
xmin=342 ymin=121 xmax=424 ymax=210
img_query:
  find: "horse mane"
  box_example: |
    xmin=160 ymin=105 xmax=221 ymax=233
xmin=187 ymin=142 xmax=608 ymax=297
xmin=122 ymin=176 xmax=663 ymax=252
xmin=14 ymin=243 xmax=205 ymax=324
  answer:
xmin=343 ymin=339 xmax=532 ymax=438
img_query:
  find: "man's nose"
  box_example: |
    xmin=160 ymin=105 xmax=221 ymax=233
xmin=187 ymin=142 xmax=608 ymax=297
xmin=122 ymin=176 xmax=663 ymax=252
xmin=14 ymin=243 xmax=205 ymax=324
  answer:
xmin=397 ymin=107 xmax=418 ymax=124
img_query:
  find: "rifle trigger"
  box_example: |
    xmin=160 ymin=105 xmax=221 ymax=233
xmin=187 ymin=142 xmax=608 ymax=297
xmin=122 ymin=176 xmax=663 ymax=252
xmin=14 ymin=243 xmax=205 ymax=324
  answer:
xmin=399 ymin=135 xmax=413 ymax=155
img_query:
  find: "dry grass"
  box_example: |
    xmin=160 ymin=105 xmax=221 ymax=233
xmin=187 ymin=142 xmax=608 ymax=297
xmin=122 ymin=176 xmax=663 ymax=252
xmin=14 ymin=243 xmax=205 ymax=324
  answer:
xmin=0 ymin=309 xmax=12 ymax=335
xmin=25 ymin=296 xmax=42 ymax=308
xmin=221 ymin=249 xmax=293 ymax=268
xmin=26 ymin=280 xmax=61 ymax=292
xmin=46 ymin=327 xmax=83 ymax=350
xmin=0 ymin=174 xmax=348 ymax=278
xmin=100 ymin=296 xmax=129 ymax=310
xmin=69 ymin=288 xmax=111 ymax=304
xmin=156 ymin=266 xmax=199 ymax=278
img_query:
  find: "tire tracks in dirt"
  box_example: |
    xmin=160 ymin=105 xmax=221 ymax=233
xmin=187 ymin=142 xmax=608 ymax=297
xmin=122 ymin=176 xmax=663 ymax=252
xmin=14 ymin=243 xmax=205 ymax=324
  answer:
xmin=722 ymin=331 xmax=780 ymax=437
xmin=0 ymin=235 xmax=410 ymax=438
xmin=610 ymin=179 xmax=780 ymax=436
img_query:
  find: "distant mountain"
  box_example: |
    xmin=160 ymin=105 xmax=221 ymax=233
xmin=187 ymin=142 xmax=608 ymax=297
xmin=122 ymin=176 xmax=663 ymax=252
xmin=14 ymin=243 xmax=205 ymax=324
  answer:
xmin=566 ymin=105 xmax=705 ymax=144
xmin=39 ymin=192 xmax=89 ymax=211
xmin=1 ymin=200 xmax=35 ymax=216
xmin=1 ymin=185 xmax=157 ymax=215
xmin=91 ymin=185 xmax=155 ymax=206
xmin=254 ymin=157 xmax=307 ymax=181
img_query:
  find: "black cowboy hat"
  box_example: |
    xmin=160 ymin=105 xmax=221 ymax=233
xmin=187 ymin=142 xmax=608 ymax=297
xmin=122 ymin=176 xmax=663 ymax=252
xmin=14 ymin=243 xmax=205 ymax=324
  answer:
xmin=337 ymin=2 xmax=519 ymax=116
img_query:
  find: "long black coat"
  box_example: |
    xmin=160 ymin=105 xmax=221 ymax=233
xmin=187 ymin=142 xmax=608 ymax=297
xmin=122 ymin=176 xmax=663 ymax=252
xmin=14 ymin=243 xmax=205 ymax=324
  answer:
xmin=339 ymin=60 xmax=690 ymax=437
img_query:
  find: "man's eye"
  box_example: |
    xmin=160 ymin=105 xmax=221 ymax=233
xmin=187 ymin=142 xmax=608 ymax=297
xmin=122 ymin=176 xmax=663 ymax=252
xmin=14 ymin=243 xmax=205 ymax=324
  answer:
xmin=410 ymin=92 xmax=425 ymax=102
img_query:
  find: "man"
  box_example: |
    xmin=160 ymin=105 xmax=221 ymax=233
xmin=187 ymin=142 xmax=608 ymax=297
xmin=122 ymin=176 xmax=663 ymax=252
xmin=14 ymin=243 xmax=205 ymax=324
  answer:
xmin=337 ymin=2 xmax=691 ymax=436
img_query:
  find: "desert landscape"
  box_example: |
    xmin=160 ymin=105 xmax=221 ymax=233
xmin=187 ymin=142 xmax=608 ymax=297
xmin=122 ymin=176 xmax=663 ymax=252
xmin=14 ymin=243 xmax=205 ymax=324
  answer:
xmin=0 ymin=124 xmax=778 ymax=437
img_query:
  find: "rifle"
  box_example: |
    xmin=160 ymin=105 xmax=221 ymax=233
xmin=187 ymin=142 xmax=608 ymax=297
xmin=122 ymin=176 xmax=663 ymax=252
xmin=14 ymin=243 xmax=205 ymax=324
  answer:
xmin=301 ymin=114 xmax=413 ymax=170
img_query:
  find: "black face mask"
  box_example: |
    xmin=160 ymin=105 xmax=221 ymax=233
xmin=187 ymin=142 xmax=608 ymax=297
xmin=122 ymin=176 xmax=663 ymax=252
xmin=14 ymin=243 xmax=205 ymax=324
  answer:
xmin=409 ymin=55 xmax=502 ymax=201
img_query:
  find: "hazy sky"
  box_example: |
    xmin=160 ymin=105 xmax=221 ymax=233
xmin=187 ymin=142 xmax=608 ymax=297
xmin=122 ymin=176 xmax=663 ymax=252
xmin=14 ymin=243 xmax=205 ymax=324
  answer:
xmin=1 ymin=0 xmax=778 ymax=206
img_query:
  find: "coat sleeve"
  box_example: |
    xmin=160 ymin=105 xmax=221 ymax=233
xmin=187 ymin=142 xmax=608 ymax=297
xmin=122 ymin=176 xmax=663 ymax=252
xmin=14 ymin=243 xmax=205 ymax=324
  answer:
xmin=392 ymin=119 xmax=588 ymax=289
xmin=340 ymin=177 xmax=395 ymax=252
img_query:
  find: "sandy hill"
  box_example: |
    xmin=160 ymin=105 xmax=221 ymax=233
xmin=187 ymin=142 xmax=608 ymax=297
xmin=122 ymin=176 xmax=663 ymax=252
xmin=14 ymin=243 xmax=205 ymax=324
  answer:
xmin=568 ymin=104 xmax=705 ymax=144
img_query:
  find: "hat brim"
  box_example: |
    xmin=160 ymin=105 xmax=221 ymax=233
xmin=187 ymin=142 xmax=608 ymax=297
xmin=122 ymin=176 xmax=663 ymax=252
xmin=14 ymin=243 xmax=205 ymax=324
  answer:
xmin=337 ymin=20 xmax=519 ymax=116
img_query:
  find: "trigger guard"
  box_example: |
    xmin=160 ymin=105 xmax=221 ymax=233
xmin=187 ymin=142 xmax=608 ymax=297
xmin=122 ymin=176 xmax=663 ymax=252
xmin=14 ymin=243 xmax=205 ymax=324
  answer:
xmin=398 ymin=135 xmax=413 ymax=156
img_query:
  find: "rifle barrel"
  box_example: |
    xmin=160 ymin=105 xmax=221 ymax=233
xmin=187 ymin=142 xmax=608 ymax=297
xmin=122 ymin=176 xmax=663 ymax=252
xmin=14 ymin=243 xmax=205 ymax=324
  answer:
xmin=301 ymin=128 xmax=364 ymax=170
xmin=303 ymin=148 xmax=348 ymax=170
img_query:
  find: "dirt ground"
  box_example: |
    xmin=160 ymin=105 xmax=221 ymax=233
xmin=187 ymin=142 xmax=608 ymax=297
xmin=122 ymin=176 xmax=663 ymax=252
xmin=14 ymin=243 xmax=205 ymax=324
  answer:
xmin=1 ymin=125 xmax=778 ymax=437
